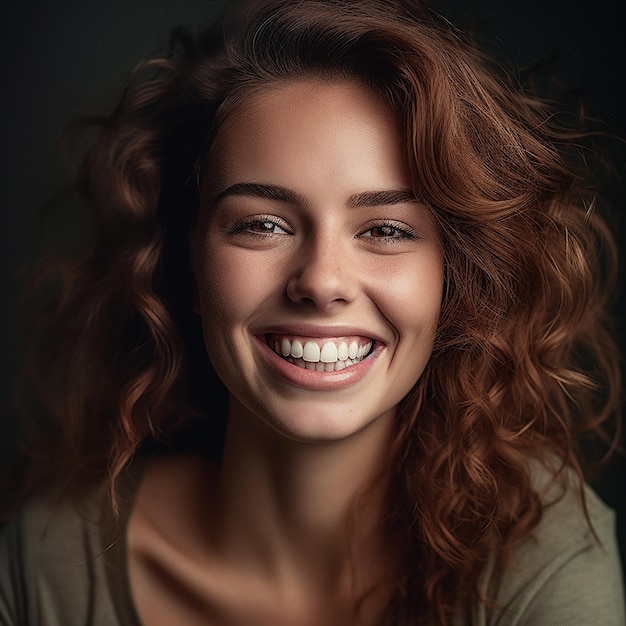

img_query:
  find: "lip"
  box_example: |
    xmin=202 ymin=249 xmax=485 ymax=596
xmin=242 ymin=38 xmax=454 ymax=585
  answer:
xmin=253 ymin=332 xmax=383 ymax=391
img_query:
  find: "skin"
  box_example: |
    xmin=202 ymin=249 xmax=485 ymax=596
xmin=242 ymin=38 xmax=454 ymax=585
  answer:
xmin=128 ymin=79 xmax=444 ymax=625
xmin=194 ymin=79 xmax=443 ymax=443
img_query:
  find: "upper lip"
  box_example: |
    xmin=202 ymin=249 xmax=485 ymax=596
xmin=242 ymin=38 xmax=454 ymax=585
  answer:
xmin=251 ymin=323 xmax=387 ymax=345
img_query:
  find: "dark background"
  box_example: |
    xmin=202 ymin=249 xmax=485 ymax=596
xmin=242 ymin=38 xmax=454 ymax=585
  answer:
xmin=1 ymin=0 xmax=624 ymax=573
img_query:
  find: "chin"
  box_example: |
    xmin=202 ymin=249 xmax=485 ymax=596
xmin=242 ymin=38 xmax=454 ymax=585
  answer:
xmin=251 ymin=400 xmax=395 ymax=445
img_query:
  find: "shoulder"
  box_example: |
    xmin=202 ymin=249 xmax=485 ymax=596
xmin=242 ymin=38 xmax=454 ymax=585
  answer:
xmin=475 ymin=462 xmax=625 ymax=626
xmin=0 ymin=488 xmax=122 ymax=626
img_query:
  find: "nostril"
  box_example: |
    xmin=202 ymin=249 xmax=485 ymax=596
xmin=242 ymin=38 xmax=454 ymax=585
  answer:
xmin=285 ymin=264 xmax=355 ymax=308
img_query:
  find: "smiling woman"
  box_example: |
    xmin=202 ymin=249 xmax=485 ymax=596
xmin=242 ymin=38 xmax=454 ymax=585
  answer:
xmin=192 ymin=80 xmax=443 ymax=441
xmin=0 ymin=0 xmax=624 ymax=625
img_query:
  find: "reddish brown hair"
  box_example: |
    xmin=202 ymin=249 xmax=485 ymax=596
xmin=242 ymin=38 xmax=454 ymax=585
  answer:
xmin=15 ymin=0 xmax=621 ymax=623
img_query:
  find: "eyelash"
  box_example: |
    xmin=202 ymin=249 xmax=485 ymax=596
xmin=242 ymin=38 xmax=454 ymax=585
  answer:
xmin=358 ymin=220 xmax=420 ymax=243
xmin=226 ymin=216 xmax=420 ymax=242
xmin=227 ymin=215 xmax=291 ymax=237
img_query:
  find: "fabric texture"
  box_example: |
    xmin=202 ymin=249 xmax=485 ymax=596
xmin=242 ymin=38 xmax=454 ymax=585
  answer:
xmin=0 ymin=462 xmax=624 ymax=626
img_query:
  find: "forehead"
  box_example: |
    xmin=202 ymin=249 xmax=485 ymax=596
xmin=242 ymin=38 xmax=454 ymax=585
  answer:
xmin=203 ymin=78 xmax=409 ymax=200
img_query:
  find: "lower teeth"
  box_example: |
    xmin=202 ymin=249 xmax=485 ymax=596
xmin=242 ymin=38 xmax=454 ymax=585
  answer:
xmin=283 ymin=355 xmax=364 ymax=371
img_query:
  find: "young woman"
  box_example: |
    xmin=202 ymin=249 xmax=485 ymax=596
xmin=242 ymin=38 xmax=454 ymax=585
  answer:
xmin=1 ymin=0 xmax=623 ymax=624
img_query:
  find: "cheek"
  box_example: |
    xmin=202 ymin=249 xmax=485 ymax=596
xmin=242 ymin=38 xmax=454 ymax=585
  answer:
xmin=196 ymin=254 xmax=239 ymax=323
xmin=195 ymin=245 xmax=274 ymax=326
xmin=384 ymin=254 xmax=444 ymax=398
xmin=193 ymin=248 xmax=253 ymax=381
xmin=373 ymin=251 xmax=444 ymax=340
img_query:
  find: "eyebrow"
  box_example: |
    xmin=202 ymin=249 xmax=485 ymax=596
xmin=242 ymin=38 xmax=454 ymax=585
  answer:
xmin=347 ymin=189 xmax=419 ymax=208
xmin=214 ymin=182 xmax=305 ymax=206
xmin=213 ymin=182 xmax=420 ymax=208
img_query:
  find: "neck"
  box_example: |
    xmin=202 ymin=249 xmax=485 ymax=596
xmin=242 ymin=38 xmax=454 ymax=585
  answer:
xmin=213 ymin=397 xmax=395 ymax=597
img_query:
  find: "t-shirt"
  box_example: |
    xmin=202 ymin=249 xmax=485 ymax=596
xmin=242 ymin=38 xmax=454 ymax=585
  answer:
xmin=0 ymin=461 xmax=624 ymax=625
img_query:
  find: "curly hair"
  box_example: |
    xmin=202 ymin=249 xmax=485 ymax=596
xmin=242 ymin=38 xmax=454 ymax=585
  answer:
xmin=14 ymin=0 xmax=621 ymax=623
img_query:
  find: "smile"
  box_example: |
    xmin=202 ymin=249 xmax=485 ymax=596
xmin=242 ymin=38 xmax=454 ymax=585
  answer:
xmin=266 ymin=334 xmax=374 ymax=372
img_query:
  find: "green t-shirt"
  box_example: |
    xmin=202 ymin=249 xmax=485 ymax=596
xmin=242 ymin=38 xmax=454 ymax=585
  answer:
xmin=0 ymin=461 xmax=624 ymax=625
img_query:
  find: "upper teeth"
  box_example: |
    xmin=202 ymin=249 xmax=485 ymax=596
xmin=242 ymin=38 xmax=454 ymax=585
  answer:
xmin=273 ymin=337 xmax=372 ymax=363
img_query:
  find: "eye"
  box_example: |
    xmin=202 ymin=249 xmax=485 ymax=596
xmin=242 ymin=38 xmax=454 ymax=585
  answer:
xmin=358 ymin=220 xmax=419 ymax=242
xmin=228 ymin=215 xmax=291 ymax=237
xmin=246 ymin=220 xmax=289 ymax=235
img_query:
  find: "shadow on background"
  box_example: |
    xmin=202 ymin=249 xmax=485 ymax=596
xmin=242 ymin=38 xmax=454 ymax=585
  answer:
xmin=1 ymin=0 xmax=624 ymax=584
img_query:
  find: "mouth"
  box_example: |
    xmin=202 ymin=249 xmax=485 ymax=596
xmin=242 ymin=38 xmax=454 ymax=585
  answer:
xmin=265 ymin=334 xmax=375 ymax=373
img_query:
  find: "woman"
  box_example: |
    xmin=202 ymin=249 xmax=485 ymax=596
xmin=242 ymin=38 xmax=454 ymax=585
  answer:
xmin=1 ymin=0 xmax=623 ymax=624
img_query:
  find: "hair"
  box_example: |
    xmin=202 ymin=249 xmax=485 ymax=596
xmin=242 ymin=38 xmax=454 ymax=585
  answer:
xmin=12 ymin=0 xmax=621 ymax=623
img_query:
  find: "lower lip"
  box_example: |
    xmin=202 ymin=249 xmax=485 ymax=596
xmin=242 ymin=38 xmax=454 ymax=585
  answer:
xmin=255 ymin=337 xmax=379 ymax=391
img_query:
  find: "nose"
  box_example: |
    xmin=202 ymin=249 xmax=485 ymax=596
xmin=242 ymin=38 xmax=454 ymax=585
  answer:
xmin=286 ymin=235 xmax=357 ymax=310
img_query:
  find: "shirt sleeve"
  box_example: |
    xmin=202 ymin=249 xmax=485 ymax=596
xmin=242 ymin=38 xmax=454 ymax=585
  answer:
xmin=518 ymin=505 xmax=625 ymax=626
xmin=0 ymin=494 xmax=124 ymax=626
xmin=0 ymin=516 xmax=31 ymax=626
xmin=483 ymin=473 xmax=625 ymax=626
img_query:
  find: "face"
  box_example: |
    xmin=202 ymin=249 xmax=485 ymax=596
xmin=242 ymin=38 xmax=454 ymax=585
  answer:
xmin=192 ymin=79 xmax=444 ymax=443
